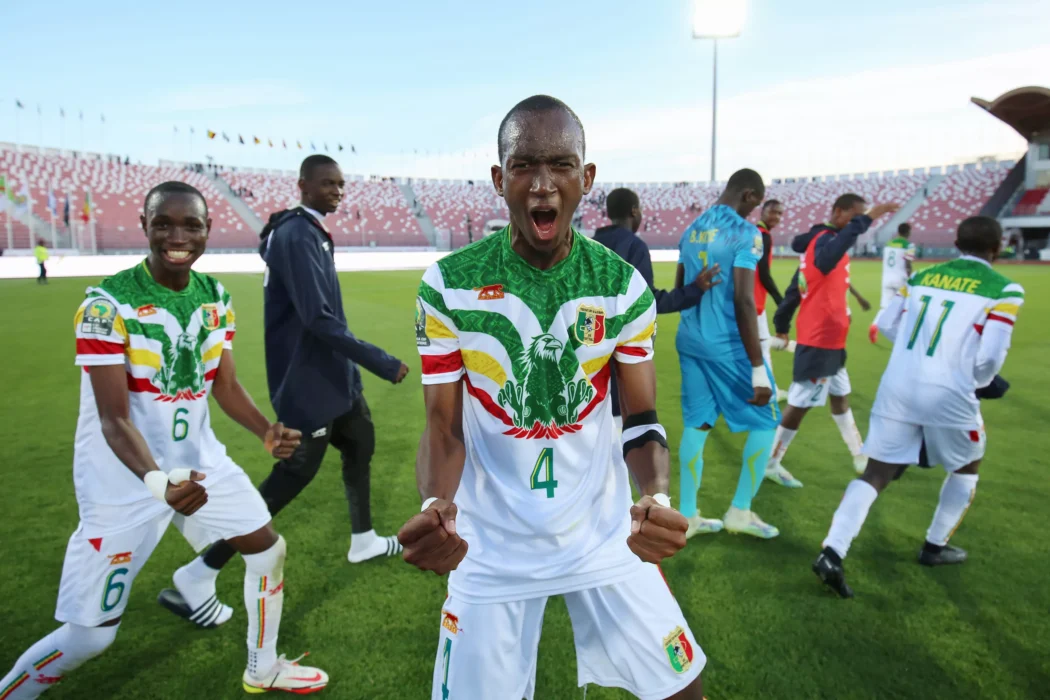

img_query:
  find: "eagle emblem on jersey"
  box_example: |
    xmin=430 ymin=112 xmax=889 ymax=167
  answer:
xmin=497 ymin=334 xmax=594 ymax=439
xmin=662 ymin=626 xmax=694 ymax=674
xmin=153 ymin=332 xmax=207 ymax=402
xmin=574 ymin=304 xmax=605 ymax=346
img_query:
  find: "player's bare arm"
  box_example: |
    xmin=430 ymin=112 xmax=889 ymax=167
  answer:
xmin=674 ymin=263 xmax=686 ymax=290
xmin=398 ymin=381 xmax=468 ymax=575
xmin=849 ymin=284 xmax=871 ymax=312
xmin=733 ymin=268 xmax=772 ymax=406
xmin=89 ymin=363 xmax=207 ymax=515
xmin=211 ymin=348 xmax=301 ymax=459
xmin=615 ymin=359 xmax=688 ymax=564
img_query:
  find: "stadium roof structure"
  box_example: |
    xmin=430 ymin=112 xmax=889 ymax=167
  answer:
xmin=971 ymin=86 xmax=1050 ymax=141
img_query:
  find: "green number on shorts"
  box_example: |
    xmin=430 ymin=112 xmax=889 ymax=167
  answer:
xmin=906 ymin=295 xmax=955 ymax=356
xmin=808 ymin=382 xmax=824 ymax=404
xmin=172 ymin=408 xmax=190 ymax=442
xmin=101 ymin=567 xmax=128 ymax=612
xmin=530 ymin=448 xmax=558 ymax=498
xmin=441 ymin=638 xmax=452 ymax=700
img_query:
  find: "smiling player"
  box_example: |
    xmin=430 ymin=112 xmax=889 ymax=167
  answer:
xmin=0 ymin=182 xmax=327 ymax=698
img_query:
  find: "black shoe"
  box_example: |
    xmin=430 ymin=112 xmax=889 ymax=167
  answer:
xmin=918 ymin=544 xmax=967 ymax=567
xmin=813 ymin=551 xmax=854 ymax=598
xmin=157 ymin=588 xmax=227 ymax=628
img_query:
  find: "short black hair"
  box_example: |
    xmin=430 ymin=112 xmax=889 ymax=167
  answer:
xmin=724 ymin=168 xmax=765 ymax=198
xmin=300 ymin=154 xmax=339 ymax=180
xmin=143 ymin=181 xmax=208 ymax=217
xmin=832 ymin=193 xmax=866 ymax=212
xmin=606 ymin=188 xmax=639 ymax=220
xmin=762 ymin=199 xmax=783 ymax=211
xmin=956 ymin=216 xmax=1001 ymax=255
xmin=898 ymin=222 xmax=912 ymax=236
xmin=497 ymin=95 xmax=585 ymax=163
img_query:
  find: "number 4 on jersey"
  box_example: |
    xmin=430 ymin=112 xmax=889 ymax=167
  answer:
xmin=530 ymin=448 xmax=558 ymax=498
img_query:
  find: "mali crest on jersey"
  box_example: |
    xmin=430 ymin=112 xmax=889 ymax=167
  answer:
xmin=417 ymin=230 xmax=655 ymax=440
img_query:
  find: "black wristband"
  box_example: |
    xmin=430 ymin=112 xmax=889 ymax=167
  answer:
xmin=622 ymin=410 xmax=659 ymax=431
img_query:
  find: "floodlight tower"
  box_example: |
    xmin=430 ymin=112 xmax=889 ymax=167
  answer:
xmin=692 ymin=0 xmax=747 ymax=183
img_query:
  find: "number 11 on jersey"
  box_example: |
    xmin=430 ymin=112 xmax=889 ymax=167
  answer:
xmin=530 ymin=448 xmax=558 ymax=498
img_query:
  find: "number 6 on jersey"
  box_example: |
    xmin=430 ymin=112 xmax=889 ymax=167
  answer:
xmin=530 ymin=448 xmax=558 ymax=498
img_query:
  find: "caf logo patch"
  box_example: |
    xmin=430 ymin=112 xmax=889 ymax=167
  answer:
xmin=80 ymin=299 xmax=116 ymax=336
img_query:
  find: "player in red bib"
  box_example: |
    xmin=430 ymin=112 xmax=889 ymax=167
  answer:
xmin=764 ymin=194 xmax=898 ymax=488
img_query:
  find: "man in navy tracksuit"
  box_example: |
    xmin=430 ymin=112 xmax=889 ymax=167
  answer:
xmin=592 ymin=187 xmax=717 ymax=427
xmin=161 ymin=156 xmax=410 ymax=627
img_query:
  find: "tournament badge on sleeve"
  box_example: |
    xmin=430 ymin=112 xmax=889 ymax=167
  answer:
xmin=663 ymin=626 xmax=695 ymax=674
xmin=81 ymin=299 xmax=116 ymax=335
xmin=415 ymin=298 xmax=430 ymax=347
xmin=574 ymin=304 xmax=606 ymax=346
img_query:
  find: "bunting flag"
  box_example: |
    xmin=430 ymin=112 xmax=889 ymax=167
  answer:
xmin=338 ymin=143 xmax=344 ymax=152
xmin=174 ymin=125 xmax=179 ymax=133
xmin=351 ymin=144 xmax=357 ymax=154
xmin=101 ymin=114 xmax=105 ymax=123
xmin=79 ymin=111 xmax=84 ymax=120
xmin=190 ymin=127 xmax=195 ymax=135
xmin=268 ymin=139 xmax=273 ymax=148
xmin=238 ymin=135 xmax=245 ymax=144
xmin=253 ymin=136 xmax=261 ymax=145
xmin=297 ymin=141 xmax=302 ymax=149
xmin=323 ymin=143 xmax=329 ymax=152
xmin=60 ymin=108 xmax=65 ymax=118
xmin=207 ymin=130 xmax=217 ymax=139
xmin=282 ymin=140 xmax=287 ymax=149
xmin=222 ymin=132 xmax=230 ymax=142
xmin=15 ymin=100 xmax=24 ymax=109
xmin=37 ymin=104 xmax=42 ymax=115
xmin=310 ymin=142 xmax=316 ymax=151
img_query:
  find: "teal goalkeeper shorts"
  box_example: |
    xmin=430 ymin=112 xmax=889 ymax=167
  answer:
xmin=679 ymin=352 xmax=781 ymax=432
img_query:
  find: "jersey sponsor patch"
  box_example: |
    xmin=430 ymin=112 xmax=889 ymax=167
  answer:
xmin=574 ymin=304 xmax=606 ymax=346
xmin=80 ymin=299 xmax=116 ymax=336
xmin=441 ymin=611 xmax=459 ymax=634
xmin=137 ymin=304 xmax=157 ymax=318
xmin=108 ymin=551 xmax=132 ymax=566
xmin=474 ymin=283 xmax=504 ymax=300
xmin=663 ymin=626 xmax=695 ymax=674
xmin=415 ymin=298 xmax=430 ymax=347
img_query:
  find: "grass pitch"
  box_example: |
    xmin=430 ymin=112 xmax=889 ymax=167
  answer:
xmin=1 ymin=260 xmax=1047 ymax=699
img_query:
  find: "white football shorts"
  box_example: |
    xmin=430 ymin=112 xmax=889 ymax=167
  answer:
xmin=787 ymin=367 xmax=851 ymax=408
xmin=431 ymin=562 xmax=704 ymax=700
xmin=863 ymin=413 xmax=986 ymax=472
xmin=55 ymin=468 xmax=270 ymax=627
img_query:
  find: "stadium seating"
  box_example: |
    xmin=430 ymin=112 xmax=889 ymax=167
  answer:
xmin=909 ymin=168 xmax=1010 ymax=245
xmin=223 ymin=172 xmax=427 ymax=246
xmin=0 ymin=209 xmax=34 ymax=250
xmin=0 ymin=146 xmax=253 ymax=250
xmin=412 ymin=180 xmax=507 ymax=249
xmin=1011 ymin=187 xmax=1050 ymax=216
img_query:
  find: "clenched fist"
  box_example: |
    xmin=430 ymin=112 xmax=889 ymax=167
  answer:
xmin=398 ymin=499 xmax=468 ymax=575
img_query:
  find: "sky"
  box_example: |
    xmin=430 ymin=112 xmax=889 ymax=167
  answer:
xmin=1 ymin=0 xmax=1048 ymax=183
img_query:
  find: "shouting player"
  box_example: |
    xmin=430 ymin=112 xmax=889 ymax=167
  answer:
xmin=870 ymin=222 xmax=917 ymax=343
xmin=754 ymin=200 xmax=789 ymax=402
xmin=675 ymin=170 xmax=781 ymax=539
xmin=814 ymin=216 xmax=1021 ymax=597
xmin=764 ymin=194 xmax=898 ymax=488
xmin=399 ymin=96 xmax=704 ymax=700
xmin=0 ymin=183 xmax=327 ymax=698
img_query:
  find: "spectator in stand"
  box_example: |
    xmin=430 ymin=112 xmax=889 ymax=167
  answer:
xmin=593 ymin=187 xmax=719 ymax=430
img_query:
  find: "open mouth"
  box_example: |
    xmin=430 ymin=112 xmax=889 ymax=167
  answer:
xmin=530 ymin=208 xmax=559 ymax=240
xmin=163 ymin=249 xmax=193 ymax=264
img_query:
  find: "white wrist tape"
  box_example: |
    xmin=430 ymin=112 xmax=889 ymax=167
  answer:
xmin=144 ymin=468 xmax=194 ymax=502
xmin=752 ymin=365 xmax=772 ymax=390
xmin=652 ymin=493 xmax=671 ymax=508
xmin=421 ymin=496 xmax=439 ymax=512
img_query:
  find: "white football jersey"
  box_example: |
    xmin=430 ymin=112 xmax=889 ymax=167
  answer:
xmin=872 ymin=256 xmax=1023 ymax=429
xmin=72 ymin=262 xmax=238 ymax=523
xmin=881 ymin=236 xmax=917 ymax=290
xmin=416 ymin=230 xmax=657 ymax=603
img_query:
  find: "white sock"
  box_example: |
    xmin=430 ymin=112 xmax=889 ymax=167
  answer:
xmin=831 ymin=409 xmax=864 ymax=456
xmin=0 ymin=623 xmax=118 ymax=699
xmin=823 ymin=479 xmax=879 ymax=559
xmin=244 ymin=537 xmax=286 ymax=678
xmin=348 ymin=529 xmax=403 ymax=563
xmin=173 ymin=556 xmax=233 ymax=626
xmin=926 ymin=473 xmax=978 ymax=546
xmin=768 ymin=426 xmax=797 ymax=467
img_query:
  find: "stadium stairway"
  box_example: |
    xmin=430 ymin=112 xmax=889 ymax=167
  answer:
xmin=400 ymin=182 xmax=438 ymax=246
xmin=214 ymin=175 xmax=264 ymax=235
xmin=28 ymin=210 xmax=75 ymax=249
xmin=877 ymin=174 xmax=944 ymax=246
